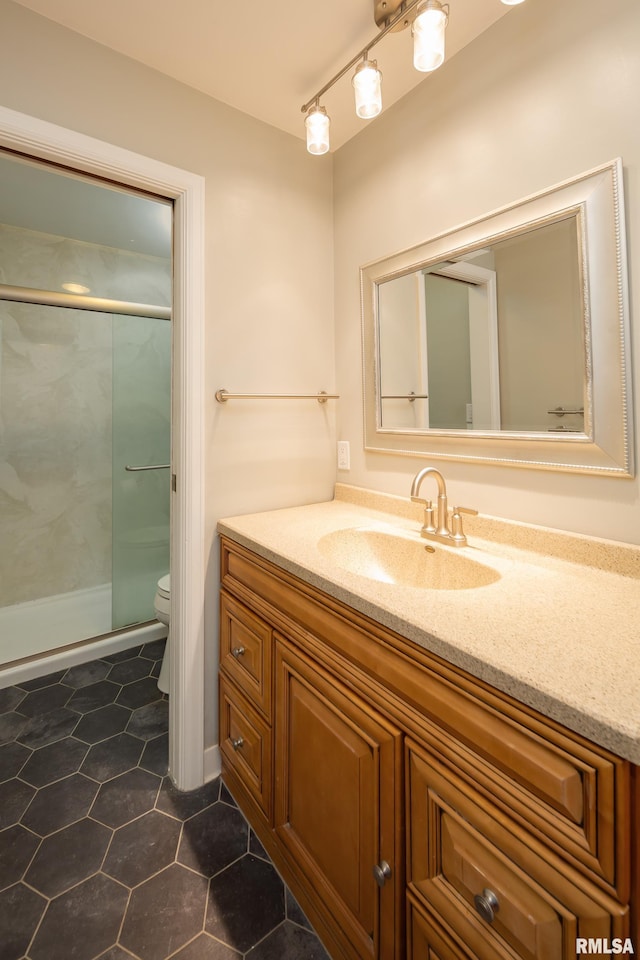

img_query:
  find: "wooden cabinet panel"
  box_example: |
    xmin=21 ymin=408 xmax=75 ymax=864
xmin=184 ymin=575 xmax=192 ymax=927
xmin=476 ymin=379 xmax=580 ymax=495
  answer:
xmin=274 ymin=635 xmax=403 ymax=960
xmin=407 ymin=740 xmax=629 ymax=960
xmin=219 ymin=674 xmax=272 ymax=819
xmin=408 ymin=894 xmax=473 ymax=960
xmin=220 ymin=590 xmax=272 ymax=716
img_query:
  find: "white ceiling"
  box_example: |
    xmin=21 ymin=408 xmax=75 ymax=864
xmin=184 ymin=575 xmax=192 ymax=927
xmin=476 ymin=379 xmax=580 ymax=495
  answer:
xmin=13 ymin=0 xmax=514 ymax=150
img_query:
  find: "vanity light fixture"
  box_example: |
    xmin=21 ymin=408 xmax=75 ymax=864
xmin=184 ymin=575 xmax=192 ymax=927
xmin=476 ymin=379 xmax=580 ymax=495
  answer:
xmin=302 ymin=0 xmax=526 ymax=153
xmin=353 ymin=58 xmax=383 ymax=118
xmin=413 ymin=0 xmax=449 ymax=72
xmin=305 ymin=103 xmax=330 ymax=155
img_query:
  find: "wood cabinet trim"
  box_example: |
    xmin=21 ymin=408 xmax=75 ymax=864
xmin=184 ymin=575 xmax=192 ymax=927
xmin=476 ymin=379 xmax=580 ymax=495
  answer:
xmin=408 ymin=894 xmax=477 ymax=960
xmin=631 ymin=764 xmax=640 ymax=945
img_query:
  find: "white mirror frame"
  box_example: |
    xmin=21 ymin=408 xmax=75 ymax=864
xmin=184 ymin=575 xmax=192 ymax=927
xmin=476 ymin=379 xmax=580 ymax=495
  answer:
xmin=361 ymin=159 xmax=634 ymax=477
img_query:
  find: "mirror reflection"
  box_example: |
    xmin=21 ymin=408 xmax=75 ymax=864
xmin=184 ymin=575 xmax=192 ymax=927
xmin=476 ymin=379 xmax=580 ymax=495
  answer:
xmin=377 ymin=215 xmax=587 ymax=435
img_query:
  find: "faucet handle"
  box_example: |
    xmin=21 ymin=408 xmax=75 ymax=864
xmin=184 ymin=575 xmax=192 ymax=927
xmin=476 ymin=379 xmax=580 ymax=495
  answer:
xmin=422 ymin=499 xmax=437 ymax=534
xmin=450 ymin=505 xmax=478 ymax=545
xmin=412 ymin=497 xmax=437 ymax=535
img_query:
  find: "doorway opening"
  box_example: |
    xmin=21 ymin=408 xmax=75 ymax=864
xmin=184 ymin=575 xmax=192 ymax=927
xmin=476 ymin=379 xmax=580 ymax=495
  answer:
xmin=0 ymin=106 xmax=206 ymax=790
xmin=0 ymin=151 xmax=173 ymax=665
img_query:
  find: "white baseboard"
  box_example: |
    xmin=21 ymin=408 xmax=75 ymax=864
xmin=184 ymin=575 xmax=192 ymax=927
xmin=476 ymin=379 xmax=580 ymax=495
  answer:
xmin=204 ymin=744 xmax=222 ymax=783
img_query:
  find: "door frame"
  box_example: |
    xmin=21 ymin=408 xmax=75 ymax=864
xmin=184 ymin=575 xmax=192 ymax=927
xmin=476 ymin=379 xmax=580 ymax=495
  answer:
xmin=0 ymin=106 xmax=206 ymax=790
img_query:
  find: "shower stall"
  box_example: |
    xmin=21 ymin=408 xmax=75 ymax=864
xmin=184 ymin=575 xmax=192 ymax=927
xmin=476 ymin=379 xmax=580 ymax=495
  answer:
xmin=0 ymin=152 xmax=172 ymax=683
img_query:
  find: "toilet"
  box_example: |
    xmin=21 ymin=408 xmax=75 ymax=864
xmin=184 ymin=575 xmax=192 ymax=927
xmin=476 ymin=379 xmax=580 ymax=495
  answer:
xmin=154 ymin=574 xmax=170 ymax=694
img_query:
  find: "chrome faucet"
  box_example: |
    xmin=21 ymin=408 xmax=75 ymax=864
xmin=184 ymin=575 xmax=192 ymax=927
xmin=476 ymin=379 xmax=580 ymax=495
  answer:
xmin=410 ymin=467 xmax=477 ymax=547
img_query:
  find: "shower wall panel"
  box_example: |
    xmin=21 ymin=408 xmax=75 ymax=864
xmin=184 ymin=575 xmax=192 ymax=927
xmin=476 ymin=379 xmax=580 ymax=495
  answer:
xmin=0 ymin=223 xmax=170 ymax=608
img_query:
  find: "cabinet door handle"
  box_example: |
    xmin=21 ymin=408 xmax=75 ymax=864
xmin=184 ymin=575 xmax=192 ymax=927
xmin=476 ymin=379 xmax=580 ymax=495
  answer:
xmin=372 ymin=861 xmax=392 ymax=887
xmin=231 ymin=737 xmax=244 ymax=751
xmin=474 ymin=888 xmax=499 ymax=924
xmin=232 ymin=646 xmax=245 ymax=658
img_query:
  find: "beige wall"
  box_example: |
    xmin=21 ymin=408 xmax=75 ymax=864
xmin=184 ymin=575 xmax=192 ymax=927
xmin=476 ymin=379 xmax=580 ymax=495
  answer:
xmin=0 ymin=0 xmax=335 ymax=742
xmin=334 ymin=0 xmax=640 ymax=545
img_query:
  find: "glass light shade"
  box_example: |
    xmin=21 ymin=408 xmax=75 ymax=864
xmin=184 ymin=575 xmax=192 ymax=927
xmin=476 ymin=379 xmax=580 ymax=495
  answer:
xmin=353 ymin=60 xmax=382 ymax=119
xmin=413 ymin=1 xmax=448 ymax=73
xmin=305 ymin=106 xmax=330 ymax=155
xmin=500 ymin=0 xmax=526 ymax=4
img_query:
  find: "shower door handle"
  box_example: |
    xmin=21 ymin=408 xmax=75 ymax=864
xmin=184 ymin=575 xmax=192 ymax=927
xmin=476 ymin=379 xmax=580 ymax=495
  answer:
xmin=125 ymin=464 xmax=171 ymax=471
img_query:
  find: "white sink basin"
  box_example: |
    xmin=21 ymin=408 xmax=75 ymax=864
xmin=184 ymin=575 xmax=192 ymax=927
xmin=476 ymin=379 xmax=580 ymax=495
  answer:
xmin=317 ymin=528 xmax=501 ymax=590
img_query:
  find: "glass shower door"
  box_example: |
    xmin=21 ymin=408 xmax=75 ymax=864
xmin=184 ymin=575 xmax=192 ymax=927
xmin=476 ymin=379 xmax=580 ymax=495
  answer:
xmin=0 ymin=302 xmax=114 ymax=663
xmin=111 ymin=314 xmax=171 ymax=629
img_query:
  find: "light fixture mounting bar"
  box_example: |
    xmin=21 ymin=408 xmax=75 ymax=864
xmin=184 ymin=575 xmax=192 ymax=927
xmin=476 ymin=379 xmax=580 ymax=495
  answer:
xmin=301 ymin=0 xmax=423 ymax=113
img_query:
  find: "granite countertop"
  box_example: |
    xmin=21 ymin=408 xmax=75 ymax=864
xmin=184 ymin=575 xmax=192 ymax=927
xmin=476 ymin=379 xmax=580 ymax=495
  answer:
xmin=218 ymin=484 xmax=640 ymax=764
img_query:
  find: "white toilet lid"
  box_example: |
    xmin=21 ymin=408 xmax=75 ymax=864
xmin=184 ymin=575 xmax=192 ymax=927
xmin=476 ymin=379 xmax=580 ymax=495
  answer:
xmin=157 ymin=574 xmax=170 ymax=598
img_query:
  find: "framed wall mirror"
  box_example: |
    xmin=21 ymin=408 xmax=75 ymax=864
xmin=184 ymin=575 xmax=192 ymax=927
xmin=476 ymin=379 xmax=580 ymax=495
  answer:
xmin=361 ymin=159 xmax=634 ymax=476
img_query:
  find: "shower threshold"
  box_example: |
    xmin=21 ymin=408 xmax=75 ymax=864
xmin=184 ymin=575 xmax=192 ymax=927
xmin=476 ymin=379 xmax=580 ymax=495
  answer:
xmin=0 ymin=584 xmax=166 ymax=688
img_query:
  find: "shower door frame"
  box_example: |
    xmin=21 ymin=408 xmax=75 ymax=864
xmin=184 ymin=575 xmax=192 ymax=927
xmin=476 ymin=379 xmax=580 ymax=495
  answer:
xmin=0 ymin=105 xmax=206 ymax=792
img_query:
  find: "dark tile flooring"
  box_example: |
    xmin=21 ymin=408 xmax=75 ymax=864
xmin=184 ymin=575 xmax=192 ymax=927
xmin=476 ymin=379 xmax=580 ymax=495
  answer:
xmin=0 ymin=644 xmax=330 ymax=960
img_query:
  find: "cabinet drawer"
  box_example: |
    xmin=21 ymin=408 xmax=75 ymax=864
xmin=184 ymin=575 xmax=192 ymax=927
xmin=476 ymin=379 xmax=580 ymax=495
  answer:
xmin=219 ymin=674 xmax=272 ymax=820
xmin=410 ymin=699 xmax=629 ymax=899
xmin=406 ymin=740 xmax=628 ymax=960
xmin=220 ymin=591 xmax=272 ymax=716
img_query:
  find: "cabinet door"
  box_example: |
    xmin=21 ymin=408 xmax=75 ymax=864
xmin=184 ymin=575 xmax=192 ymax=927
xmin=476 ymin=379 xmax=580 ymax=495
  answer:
xmin=274 ymin=635 xmax=402 ymax=960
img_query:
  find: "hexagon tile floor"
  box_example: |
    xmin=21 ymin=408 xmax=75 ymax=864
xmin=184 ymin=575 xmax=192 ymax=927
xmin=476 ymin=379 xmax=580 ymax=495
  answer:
xmin=0 ymin=642 xmax=331 ymax=960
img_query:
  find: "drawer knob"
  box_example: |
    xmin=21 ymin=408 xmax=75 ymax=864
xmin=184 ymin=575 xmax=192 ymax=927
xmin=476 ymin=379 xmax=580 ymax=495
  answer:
xmin=372 ymin=860 xmax=392 ymax=888
xmin=231 ymin=737 xmax=244 ymax=751
xmin=474 ymin=888 xmax=500 ymax=924
xmin=232 ymin=646 xmax=245 ymax=658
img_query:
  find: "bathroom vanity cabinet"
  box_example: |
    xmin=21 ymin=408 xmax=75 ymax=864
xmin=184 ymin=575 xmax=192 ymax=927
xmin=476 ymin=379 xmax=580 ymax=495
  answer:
xmin=218 ymin=536 xmax=637 ymax=960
